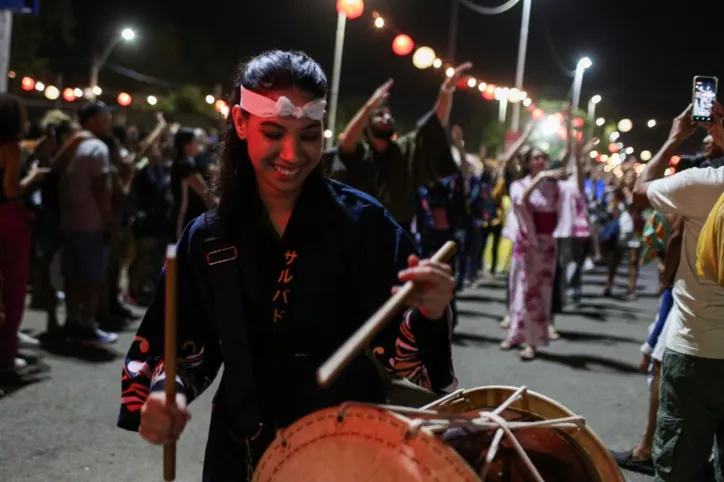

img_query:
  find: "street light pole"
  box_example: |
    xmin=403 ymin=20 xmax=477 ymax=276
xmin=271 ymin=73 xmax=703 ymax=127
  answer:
xmin=587 ymin=95 xmax=601 ymax=122
xmin=587 ymin=95 xmax=601 ymax=139
xmin=571 ymin=57 xmax=591 ymax=112
xmin=0 ymin=11 xmax=12 ymax=94
xmin=325 ymin=12 xmax=347 ymax=150
xmin=89 ymin=28 xmax=135 ymax=99
xmin=89 ymin=38 xmax=120 ymax=91
xmin=498 ymin=96 xmax=509 ymax=124
xmin=510 ymin=0 xmax=532 ymax=133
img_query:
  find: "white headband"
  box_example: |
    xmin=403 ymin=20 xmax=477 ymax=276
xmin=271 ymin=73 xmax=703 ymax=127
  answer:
xmin=238 ymin=86 xmax=326 ymax=121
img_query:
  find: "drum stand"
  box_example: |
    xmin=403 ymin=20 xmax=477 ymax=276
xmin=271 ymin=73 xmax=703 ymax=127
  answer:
xmin=330 ymin=386 xmax=587 ymax=482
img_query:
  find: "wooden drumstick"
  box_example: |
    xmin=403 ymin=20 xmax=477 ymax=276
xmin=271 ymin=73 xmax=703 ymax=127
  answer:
xmin=164 ymin=245 xmax=178 ymax=482
xmin=317 ymin=241 xmax=457 ymax=388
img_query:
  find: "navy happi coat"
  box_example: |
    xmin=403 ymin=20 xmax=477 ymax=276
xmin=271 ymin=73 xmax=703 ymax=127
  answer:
xmin=117 ymin=172 xmax=457 ymax=481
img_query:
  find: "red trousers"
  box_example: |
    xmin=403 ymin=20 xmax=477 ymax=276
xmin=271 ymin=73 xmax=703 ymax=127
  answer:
xmin=0 ymin=202 xmax=31 ymax=368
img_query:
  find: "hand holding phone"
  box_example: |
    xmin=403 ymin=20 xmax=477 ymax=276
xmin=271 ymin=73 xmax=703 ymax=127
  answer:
xmin=692 ymin=75 xmax=718 ymax=122
xmin=669 ymin=105 xmax=697 ymax=143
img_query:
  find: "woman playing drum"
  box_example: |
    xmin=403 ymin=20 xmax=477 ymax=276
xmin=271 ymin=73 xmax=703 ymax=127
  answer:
xmin=117 ymin=50 xmax=463 ymax=481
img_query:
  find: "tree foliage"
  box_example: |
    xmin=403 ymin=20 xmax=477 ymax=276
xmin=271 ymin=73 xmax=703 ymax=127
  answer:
xmin=10 ymin=0 xmax=75 ymax=75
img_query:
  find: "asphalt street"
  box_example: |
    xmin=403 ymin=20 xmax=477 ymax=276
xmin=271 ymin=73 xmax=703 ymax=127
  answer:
xmin=1 ymin=263 xmax=659 ymax=482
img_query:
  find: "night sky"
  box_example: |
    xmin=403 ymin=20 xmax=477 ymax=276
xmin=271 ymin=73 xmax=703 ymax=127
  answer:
xmin=49 ymin=0 xmax=724 ymax=152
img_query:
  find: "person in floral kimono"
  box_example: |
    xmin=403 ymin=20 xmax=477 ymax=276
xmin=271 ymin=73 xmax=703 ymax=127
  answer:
xmin=501 ymin=146 xmax=569 ymax=361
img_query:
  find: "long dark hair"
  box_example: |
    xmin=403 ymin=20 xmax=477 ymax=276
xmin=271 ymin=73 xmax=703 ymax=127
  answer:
xmin=520 ymin=146 xmax=548 ymax=179
xmin=173 ymin=127 xmax=196 ymax=162
xmin=215 ymin=50 xmax=328 ymax=240
xmin=0 ymin=93 xmax=26 ymax=143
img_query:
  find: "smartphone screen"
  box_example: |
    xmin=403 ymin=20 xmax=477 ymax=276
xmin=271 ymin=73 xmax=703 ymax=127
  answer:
xmin=692 ymin=76 xmax=718 ymax=122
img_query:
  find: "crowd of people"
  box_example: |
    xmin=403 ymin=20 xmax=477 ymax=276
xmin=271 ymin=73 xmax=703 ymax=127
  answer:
xmin=1 ymin=49 xmax=724 ymax=481
xmin=0 ymin=100 xmax=220 ymax=362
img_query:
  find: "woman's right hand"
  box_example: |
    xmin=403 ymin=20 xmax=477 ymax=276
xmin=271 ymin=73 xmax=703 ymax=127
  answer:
xmin=139 ymin=391 xmax=190 ymax=445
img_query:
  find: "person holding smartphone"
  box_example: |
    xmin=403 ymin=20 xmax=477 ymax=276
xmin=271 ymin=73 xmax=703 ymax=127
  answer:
xmin=632 ymin=101 xmax=724 ymax=482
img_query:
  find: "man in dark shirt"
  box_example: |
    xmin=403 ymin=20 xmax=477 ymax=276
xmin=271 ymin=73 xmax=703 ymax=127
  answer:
xmin=329 ymin=63 xmax=472 ymax=233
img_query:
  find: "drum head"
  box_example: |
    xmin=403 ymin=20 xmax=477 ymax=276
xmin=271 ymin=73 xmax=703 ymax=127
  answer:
xmin=434 ymin=386 xmax=625 ymax=482
xmin=253 ymin=405 xmax=479 ymax=482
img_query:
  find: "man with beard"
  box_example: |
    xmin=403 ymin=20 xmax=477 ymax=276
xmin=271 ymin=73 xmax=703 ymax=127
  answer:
xmin=329 ymin=63 xmax=472 ymax=233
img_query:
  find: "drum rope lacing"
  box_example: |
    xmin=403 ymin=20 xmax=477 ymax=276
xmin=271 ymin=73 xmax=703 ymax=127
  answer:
xmin=336 ymin=386 xmax=586 ymax=482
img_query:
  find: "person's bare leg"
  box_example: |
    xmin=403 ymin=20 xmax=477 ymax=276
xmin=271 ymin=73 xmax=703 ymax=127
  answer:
xmin=628 ymin=248 xmax=641 ymax=297
xmin=605 ymin=247 xmax=622 ymax=295
xmin=633 ymin=360 xmax=661 ymax=460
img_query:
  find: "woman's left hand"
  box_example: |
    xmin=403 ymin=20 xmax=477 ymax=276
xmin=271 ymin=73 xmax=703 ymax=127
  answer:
xmin=394 ymin=255 xmax=455 ymax=320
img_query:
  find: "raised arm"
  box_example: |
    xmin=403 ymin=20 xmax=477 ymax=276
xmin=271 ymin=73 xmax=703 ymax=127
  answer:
xmin=338 ymin=79 xmax=394 ymax=154
xmin=633 ymin=105 xmax=695 ymax=207
xmin=434 ymin=62 xmax=472 ymax=127
xmin=498 ymin=119 xmax=536 ymax=169
xmin=137 ymin=113 xmax=168 ymax=159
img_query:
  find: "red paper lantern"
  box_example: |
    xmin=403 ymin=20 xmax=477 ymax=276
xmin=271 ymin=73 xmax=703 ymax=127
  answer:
xmin=482 ymin=84 xmax=496 ymax=100
xmin=456 ymin=76 xmax=471 ymax=89
xmin=20 ymin=76 xmax=34 ymax=91
xmin=62 ymin=88 xmax=76 ymax=102
xmin=117 ymin=92 xmax=132 ymax=107
xmin=670 ymin=155 xmax=681 ymax=166
xmin=532 ymin=108 xmax=544 ymax=120
xmin=336 ymin=0 xmax=364 ymax=19
xmin=573 ymin=117 xmax=584 ymax=128
xmin=392 ymin=34 xmax=414 ymax=56
xmin=608 ymin=143 xmax=619 ymax=153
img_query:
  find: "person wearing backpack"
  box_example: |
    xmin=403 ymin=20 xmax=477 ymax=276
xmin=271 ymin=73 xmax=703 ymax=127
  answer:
xmin=57 ymin=102 xmax=118 ymax=345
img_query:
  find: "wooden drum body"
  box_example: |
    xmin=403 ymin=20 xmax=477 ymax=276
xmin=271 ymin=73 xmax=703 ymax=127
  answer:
xmin=253 ymin=385 xmax=625 ymax=482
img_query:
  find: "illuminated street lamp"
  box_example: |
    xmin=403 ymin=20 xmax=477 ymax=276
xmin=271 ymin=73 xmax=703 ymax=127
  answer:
xmin=89 ymin=27 xmax=137 ymax=98
xmin=587 ymin=94 xmax=602 ymax=137
xmin=647 ymin=119 xmax=656 ymax=128
xmin=571 ymin=57 xmax=592 ymax=111
xmin=588 ymin=94 xmax=601 ymax=119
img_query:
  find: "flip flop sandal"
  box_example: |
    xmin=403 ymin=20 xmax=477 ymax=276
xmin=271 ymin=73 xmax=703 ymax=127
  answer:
xmin=499 ymin=340 xmax=517 ymax=351
xmin=610 ymin=449 xmax=654 ymax=476
xmin=519 ymin=347 xmax=536 ymax=361
xmin=499 ymin=316 xmax=511 ymax=329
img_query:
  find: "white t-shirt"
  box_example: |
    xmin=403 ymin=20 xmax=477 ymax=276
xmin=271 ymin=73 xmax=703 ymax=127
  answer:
xmin=553 ymin=178 xmax=591 ymax=239
xmin=59 ymin=138 xmax=110 ymax=232
xmin=646 ymin=166 xmax=724 ymax=359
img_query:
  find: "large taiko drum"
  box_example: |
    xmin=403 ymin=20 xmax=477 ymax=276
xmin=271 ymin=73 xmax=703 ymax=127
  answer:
xmin=253 ymin=385 xmax=625 ymax=482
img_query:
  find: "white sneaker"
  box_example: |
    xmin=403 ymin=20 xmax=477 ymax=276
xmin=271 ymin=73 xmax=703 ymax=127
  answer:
xmin=0 ymin=358 xmax=27 ymax=374
xmin=583 ymin=257 xmax=595 ymax=272
xmin=18 ymin=332 xmax=40 ymax=348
